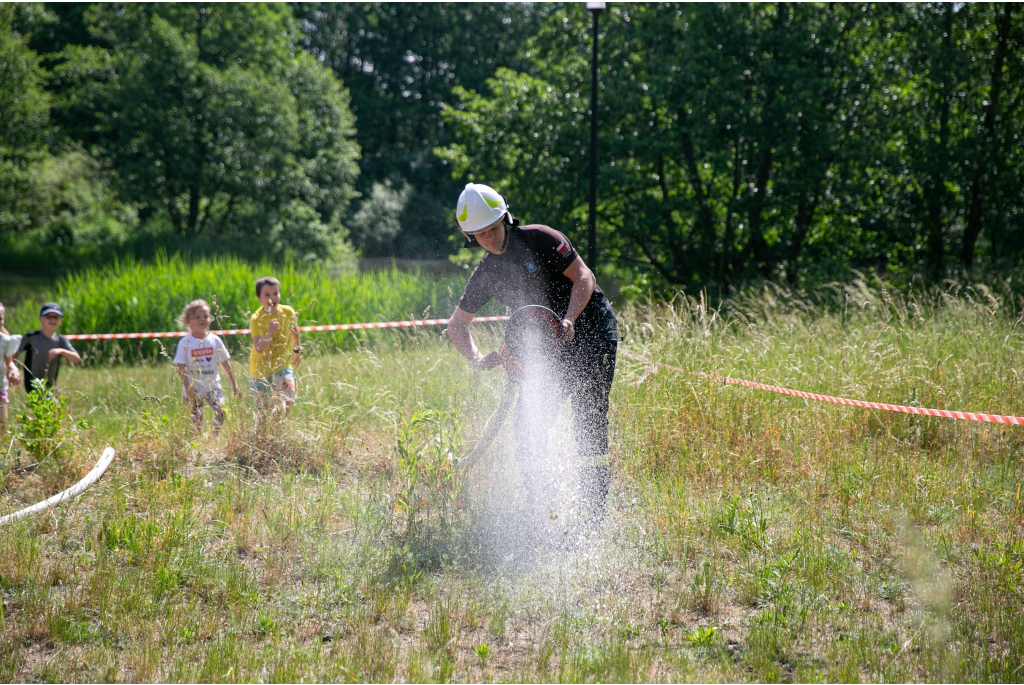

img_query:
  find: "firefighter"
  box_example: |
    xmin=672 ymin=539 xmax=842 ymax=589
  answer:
xmin=446 ymin=183 xmax=619 ymax=523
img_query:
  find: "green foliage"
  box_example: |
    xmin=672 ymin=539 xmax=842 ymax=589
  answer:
xmin=0 ymin=5 xmax=50 ymax=154
xmin=296 ymin=2 xmax=550 ymax=258
xmin=13 ymin=379 xmax=87 ymax=464
xmin=47 ymin=4 xmax=359 ymax=258
xmin=0 ymin=2 xmax=360 ymax=269
xmin=6 ymin=2 xmax=1024 ymax=284
xmin=5 ymin=254 xmax=468 ymax=361
xmin=0 ymin=5 xmax=133 ymax=271
xmin=439 ymin=4 xmax=1024 ymax=290
xmin=0 ymin=149 xmax=136 ymax=272
xmin=474 ymin=641 xmax=490 ymax=667
xmin=685 ymin=625 xmax=719 ymax=647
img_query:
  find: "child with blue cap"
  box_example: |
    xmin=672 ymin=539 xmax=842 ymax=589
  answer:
xmin=15 ymin=303 xmax=81 ymax=394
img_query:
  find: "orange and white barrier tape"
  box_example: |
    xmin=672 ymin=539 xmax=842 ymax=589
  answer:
xmin=63 ymin=316 xmax=510 ymax=341
xmin=622 ymin=349 xmax=1024 ymax=426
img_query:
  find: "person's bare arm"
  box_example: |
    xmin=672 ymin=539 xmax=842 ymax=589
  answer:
xmin=447 ymin=307 xmax=500 ymax=370
xmin=175 ymin=364 xmax=194 ymax=400
xmin=4 ymin=356 xmax=19 ymax=385
xmin=252 ymin=318 xmax=280 ymax=354
xmin=50 ymin=348 xmax=82 ymax=364
xmin=290 ymin=326 xmax=301 ymax=370
xmin=561 ymin=256 xmax=597 ymax=342
xmin=220 ymin=360 xmax=242 ymax=397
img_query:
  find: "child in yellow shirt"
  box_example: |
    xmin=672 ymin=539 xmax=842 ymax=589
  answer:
xmin=249 ymin=276 xmax=301 ymax=411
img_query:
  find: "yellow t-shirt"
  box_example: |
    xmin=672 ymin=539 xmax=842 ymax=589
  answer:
xmin=249 ymin=304 xmax=297 ymax=378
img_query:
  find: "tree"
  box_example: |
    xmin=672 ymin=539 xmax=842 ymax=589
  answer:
xmin=439 ymin=4 xmax=873 ymax=289
xmin=438 ymin=3 xmax=1024 ymax=290
xmin=1 ymin=5 xmax=135 ymax=271
xmin=49 ymin=3 xmax=360 ymax=259
xmin=295 ymin=2 xmax=549 ymax=258
xmin=960 ymin=3 xmax=1020 ymax=268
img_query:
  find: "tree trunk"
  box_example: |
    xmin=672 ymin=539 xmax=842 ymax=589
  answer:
xmin=960 ymin=3 xmax=1012 ymax=268
xmin=187 ymin=185 xmax=201 ymax=234
xmin=925 ymin=6 xmax=954 ymax=281
xmin=745 ymin=145 xmax=774 ymax=277
xmin=717 ymin=138 xmax=743 ymax=283
xmin=787 ymin=177 xmax=821 ymax=284
xmin=163 ymin=158 xmax=184 ymax=235
xmin=679 ymin=112 xmax=716 ymax=268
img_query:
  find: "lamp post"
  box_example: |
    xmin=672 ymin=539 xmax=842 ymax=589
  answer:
xmin=587 ymin=1 xmax=604 ymax=268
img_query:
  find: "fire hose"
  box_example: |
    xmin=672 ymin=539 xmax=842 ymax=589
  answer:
xmin=0 ymin=447 xmax=115 ymax=526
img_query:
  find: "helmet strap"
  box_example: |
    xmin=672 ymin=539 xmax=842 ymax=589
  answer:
xmin=500 ymin=219 xmax=512 ymax=252
xmin=461 ymin=214 xmax=517 ymax=250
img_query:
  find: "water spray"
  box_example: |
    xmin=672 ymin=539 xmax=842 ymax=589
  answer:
xmin=461 ymin=306 xmax=564 ymax=470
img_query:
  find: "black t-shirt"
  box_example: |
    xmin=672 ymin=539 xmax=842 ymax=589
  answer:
xmin=458 ymin=224 xmax=618 ymax=342
xmin=18 ymin=330 xmax=76 ymax=391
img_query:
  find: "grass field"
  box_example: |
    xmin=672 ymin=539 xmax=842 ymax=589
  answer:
xmin=0 ymin=280 xmax=1022 ymax=682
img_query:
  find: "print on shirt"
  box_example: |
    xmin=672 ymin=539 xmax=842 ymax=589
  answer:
xmin=173 ymin=334 xmax=230 ymax=397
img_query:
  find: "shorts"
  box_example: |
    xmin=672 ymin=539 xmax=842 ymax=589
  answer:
xmin=189 ymin=386 xmax=226 ymax=413
xmin=249 ymin=368 xmax=296 ymax=405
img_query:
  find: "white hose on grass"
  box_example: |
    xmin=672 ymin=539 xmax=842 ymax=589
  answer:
xmin=0 ymin=447 xmax=115 ymax=526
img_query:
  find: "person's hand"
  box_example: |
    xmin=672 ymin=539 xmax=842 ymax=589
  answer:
xmin=268 ymin=319 xmax=281 ymax=335
xmin=561 ymin=318 xmax=575 ymax=342
xmin=497 ymin=343 xmax=525 ymax=380
xmin=6 ymin=366 xmax=20 ymax=385
xmin=233 ymin=385 xmax=244 ymax=400
xmin=474 ymin=351 xmax=501 ymax=371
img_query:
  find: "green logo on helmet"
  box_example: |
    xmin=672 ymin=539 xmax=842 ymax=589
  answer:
xmin=482 ymin=194 xmax=502 ymax=209
xmin=458 ymin=204 xmax=468 ymax=223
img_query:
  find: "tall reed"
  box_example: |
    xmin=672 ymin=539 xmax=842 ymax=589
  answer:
xmin=5 ymin=254 xmax=469 ymax=362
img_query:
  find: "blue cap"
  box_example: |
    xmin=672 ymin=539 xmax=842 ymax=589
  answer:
xmin=40 ymin=302 xmax=64 ymax=317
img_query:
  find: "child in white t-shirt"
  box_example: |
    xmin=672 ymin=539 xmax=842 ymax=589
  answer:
xmin=173 ymin=300 xmax=241 ymax=433
xmin=0 ymin=303 xmax=22 ymax=433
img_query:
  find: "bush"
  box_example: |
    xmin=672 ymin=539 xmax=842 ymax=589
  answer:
xmin=389 ymin=410 xmax=466 ymax=569
xmin=9 ymin=380 xmax=90 ymax=493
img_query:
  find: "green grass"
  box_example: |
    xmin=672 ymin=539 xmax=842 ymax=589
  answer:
xmin=2 ymin=254 xmax=471 ymax=361
xmin=0 ymin=279 xmax=1022 ymax=682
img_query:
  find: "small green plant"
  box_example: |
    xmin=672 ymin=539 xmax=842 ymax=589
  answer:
xmin=14 ymin=380 xmax=88 ymax=465
xmin=688 ymin=559 xmax=724 ymax=615
xmin=685 ymin=625 xmax=719 ymax=647
xmin=391 ymin=409 xmax=466 ymax=567
xmin=475 ymin=642 xmax=491 ymax=669
xmin=254 ymin=611 xmax=277 ymax=638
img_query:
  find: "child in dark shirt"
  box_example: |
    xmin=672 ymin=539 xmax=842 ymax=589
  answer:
xmin=16 ymin=303 xmax=81 ymax=393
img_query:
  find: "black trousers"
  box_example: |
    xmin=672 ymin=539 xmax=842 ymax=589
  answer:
xmin=511 ymin=337 xmax=618 ymax=462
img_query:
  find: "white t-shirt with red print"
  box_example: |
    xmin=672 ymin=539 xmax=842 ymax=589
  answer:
xmin=173 ymin=333 xmax=230 ymax=397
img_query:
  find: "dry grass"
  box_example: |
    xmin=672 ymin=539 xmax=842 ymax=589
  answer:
xmin=0 ymin=282 xmax=1021 ymax=682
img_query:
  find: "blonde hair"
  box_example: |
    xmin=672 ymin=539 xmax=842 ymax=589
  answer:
xmin=178 ymin=299 xmax=211 ymax=329
xmin=0 ymin=302 xmax=7 ymax=335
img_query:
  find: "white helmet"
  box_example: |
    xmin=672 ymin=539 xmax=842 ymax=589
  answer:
xmin=456 ymin=183 xmax=509 ymax=234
